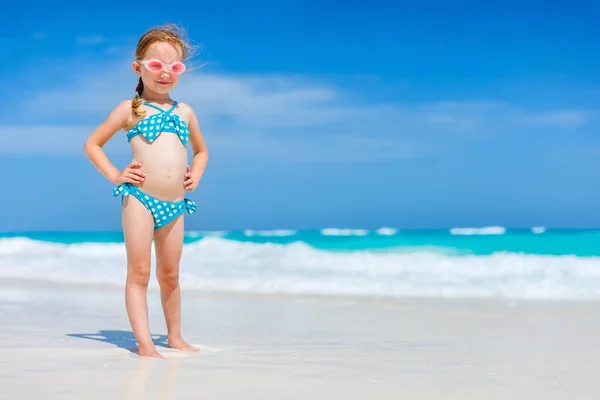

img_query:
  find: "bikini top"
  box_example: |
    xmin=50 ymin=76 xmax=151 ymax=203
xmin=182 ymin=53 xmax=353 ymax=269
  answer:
xmin=126 ymin=101 xmax=190 ymax=145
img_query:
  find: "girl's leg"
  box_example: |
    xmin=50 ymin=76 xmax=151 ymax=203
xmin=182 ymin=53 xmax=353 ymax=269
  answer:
xmin=154 ymin=214 xmax=199 ymax=351
xmin=122 ymin=196 xmax=163 ymax=359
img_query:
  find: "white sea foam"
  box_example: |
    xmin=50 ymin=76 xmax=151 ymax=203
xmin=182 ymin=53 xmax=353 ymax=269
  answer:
xmin=320 ymin=228 xmax=369 ymax=236
xmin=1 ymin=237 xmax=599 ymax=300
xmin=186 ymin=230 xmax=229 ymax=237
xmin=531 ymin=226 xmax=547 ymax=234
xmin=243 ymin=229 xmax=297 ymax=237
xmin=449 ymin=226 xmax=506 ymax=235
xmin=375 ymin=227 xmax=398 ymax=236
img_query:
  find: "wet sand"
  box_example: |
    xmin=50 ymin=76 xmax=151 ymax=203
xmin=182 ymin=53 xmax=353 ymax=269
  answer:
xmin=1 ymin=280 xmax=600 ymax=399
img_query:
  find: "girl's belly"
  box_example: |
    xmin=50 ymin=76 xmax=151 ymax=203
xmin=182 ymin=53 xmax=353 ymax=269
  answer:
xmin=130 ymin=135 xmax=188 ymax=202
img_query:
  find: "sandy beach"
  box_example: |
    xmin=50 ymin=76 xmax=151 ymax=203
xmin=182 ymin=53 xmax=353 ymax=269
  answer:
xmin=1 ymin=279 xmax=600 ymax=399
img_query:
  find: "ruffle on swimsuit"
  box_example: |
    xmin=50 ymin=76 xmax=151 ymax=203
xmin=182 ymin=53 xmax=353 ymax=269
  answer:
xmin=126 ymin=101 xmax=190 ymax=144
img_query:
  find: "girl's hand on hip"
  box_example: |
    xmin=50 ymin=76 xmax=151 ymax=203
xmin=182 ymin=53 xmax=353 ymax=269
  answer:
xmin=184 ymin=165 xmax=197 ymax=191
xmin=113 ymin=162 xmax=146 ymax=185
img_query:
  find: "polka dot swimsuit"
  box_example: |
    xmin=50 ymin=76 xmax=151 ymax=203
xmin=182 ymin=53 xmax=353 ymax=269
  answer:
xmin=113 ymin=184 xmax=196 ymax=229
xmin=112 ymin=100 xmax=197 ymax=230
xmin=126 ymin=101 xmax=190 ymax=144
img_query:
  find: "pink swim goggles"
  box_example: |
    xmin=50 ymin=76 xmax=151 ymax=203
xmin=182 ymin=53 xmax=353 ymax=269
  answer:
xmin=137 ymin=59 xmax=186 ymax=74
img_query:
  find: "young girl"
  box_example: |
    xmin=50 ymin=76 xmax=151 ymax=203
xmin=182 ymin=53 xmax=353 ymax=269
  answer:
xmin=84 ymin=24 xmax=209 ymax=359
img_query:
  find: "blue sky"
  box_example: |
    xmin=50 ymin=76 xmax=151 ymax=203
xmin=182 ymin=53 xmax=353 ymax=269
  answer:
xmin=1 ymin=0 xmax=599 ymax=231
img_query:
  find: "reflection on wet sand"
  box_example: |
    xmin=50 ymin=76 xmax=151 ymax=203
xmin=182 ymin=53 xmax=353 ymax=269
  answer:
xmin=124 ymin=355 xmax=182 ymax=400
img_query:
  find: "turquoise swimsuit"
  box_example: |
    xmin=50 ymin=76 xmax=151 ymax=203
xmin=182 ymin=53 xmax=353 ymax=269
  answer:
xmin=112 ymin=101 xmax=197 ymax=230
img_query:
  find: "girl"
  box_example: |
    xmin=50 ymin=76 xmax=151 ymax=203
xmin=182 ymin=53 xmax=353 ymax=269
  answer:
xmin=84 ymin=24 xmax=209 ymax=359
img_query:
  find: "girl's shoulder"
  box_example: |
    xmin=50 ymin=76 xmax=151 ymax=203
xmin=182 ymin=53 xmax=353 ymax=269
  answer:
xmin=113 ymin=99 xmax=136 ymax=130
xmin=174 ymin=101 xmax=197 ymax=118
xmin=175 ymin=101 xmax=192 ymax=111
xmin=114 ymin=99 xmax=135 ymax=115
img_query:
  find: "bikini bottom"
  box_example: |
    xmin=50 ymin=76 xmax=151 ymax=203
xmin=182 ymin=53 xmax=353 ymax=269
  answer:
xmin=113 ymin=183 xmax=196 ymax=230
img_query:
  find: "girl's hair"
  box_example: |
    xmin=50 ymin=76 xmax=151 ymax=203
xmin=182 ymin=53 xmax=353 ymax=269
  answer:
xmin=131 ymin=24 xmax=194 ymax=117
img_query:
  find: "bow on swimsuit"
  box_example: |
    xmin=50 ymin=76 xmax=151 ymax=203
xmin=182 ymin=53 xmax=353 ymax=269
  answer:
xmin=113 ymin=101 xmax=197 ymax=230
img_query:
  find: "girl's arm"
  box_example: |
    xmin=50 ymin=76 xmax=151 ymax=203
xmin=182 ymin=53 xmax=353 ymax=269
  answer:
xmin=184 ymin=105 xmax=209 ymax=191
xmin=84 ymin=101 xmax=145 ymax=185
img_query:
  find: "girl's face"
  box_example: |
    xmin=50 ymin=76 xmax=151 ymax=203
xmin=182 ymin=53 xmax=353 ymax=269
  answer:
xmin=133 ymin=41 xmax=185 ymax=95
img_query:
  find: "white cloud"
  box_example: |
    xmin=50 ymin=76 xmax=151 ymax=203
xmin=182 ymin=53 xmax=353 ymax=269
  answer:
xmin=0 ymin=125 xmax=99 ymax=155
xmin=6 ymin=58 xmax=598 ymax=162
xmin=520 ymin=109 xmax=598 ymax=128
xmin=419 ymin=101 xmax=597 ymax=132
xmin=0 ymin=124 xmax=414 ymax=164
xmin=15 ymin=65 xmax=384 ymax=128
xmin=420 ymin=101 xmax=505 ymax=132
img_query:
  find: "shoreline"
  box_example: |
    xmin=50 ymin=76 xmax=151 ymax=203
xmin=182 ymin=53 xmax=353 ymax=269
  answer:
xmin=3 ymin=277 xmax=600 ymax=306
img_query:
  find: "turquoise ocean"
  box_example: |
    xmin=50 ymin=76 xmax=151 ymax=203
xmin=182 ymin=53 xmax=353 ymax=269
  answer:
xmin=2 ymin=226 xmax=600 ymax=300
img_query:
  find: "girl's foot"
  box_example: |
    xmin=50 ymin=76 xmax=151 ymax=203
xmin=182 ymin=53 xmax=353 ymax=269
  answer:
xmin=137 ymin=346 xmax=165 ymax=359
xmin=168 ymin=337 xmax=200 ymax=352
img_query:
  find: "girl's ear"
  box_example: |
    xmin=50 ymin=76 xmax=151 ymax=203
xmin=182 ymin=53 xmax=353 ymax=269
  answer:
xmin=132 ymin=61 xmax=142 ymax=77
